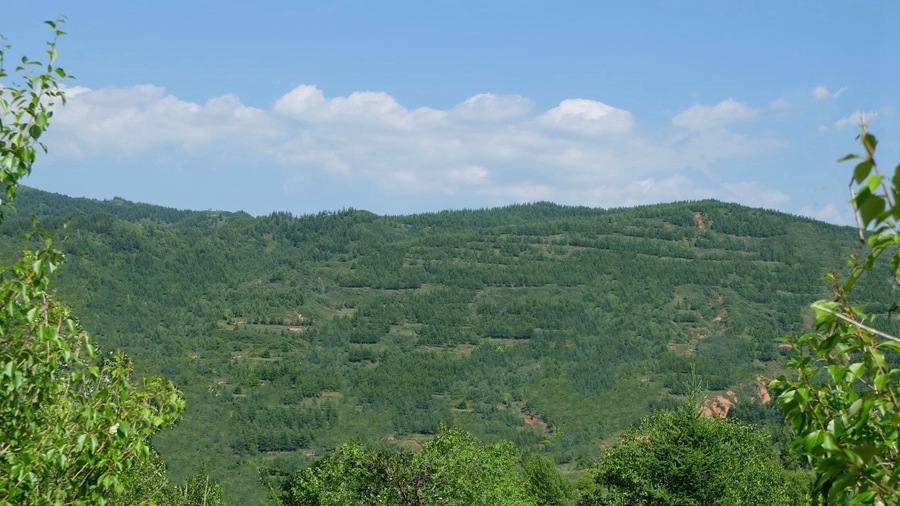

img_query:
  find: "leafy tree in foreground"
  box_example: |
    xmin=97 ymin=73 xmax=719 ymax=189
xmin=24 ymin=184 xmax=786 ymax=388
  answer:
xmin=0 ymin=19 xmax=184 ymax=504
xmin=522 ymin=453 xmax=574 ymax=506
xmin=112 ymin=451 xmax=226 ymax=506
xmin=278 ymin=426 xmax=549 ymax=506
xmin=770 ymin=129 xmax=900 ymax=504
xmin=580 ymin=405 xmax=807 ymax=506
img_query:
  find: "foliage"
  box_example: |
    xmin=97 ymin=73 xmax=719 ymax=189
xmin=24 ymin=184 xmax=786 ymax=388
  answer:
xmin=581 ymin=406 xmax=808 ymax=506
xmin=0 ymin=20 xmax=66 ymax=209
xmin=113 ymin=450 xmax=226 ymax=505
xmin=770 ymin=129 xmax=900 ymax=504
xmin=0 ymin=19 xmax=184 ymax=505
xmin=277 ymin=426 xmax=548 ymax=505
xmin=181 ymin=466 xmax=227 ymax=506
xmin=522 ymin=454 xmax=574 ymax=506
xmin=4 ymin=186 xmax=871 ymax=503
xmin=112 ymin=449 xmax=186 ymax=505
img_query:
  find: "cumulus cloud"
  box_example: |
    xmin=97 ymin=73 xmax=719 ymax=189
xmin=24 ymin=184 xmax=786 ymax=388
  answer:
xmin=49 ymin=84 xmax=280 ymax=159
xmin=450 ymin=94 xmax=533 ymax=122
xmin=672 ymin=98 xmax=758 ymax=130
xmin=37 ymin=83 xmax=791 ymax=216
xmin=537 ymin=99 xmax=634 ymax=135
xmin=273 ymin=84 xmax=443 ymax=129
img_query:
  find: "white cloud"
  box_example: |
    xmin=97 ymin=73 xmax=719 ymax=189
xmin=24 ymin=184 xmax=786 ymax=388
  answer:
xmin=37 ymin=83 xmax=791 ymax=216
xmin=672 ymin=98 xmax=758 ymax=130
xmin=813 ymin=85 xmax=848 ymax=101
xmin=272 ymin=85 xmax=325 ymax=117
xmin=537 ymin=99 xmax=634 ymax=135
xmin=835 ymin=110 xmax=878 ymax=130
xmin=485 ymin=182 xmax=558 ymax=203
xmin=812 ymin=85 xmax=829 ymax=101
xmin=798 ymin=203 xmax=854 ymax=226
xmin=381 ymin=165 xmax=491 ymax=195
xmin=720 ymin=182 xmax=789 ymax=209
xmin=450 ymin=94 xmax=533 ymax=122
xmin=445 ymin=165 xmax=490 ymax=185
xmin=49 ymin=84 xmax=280 ymax=159
xmin=273 ymin=84 xmax=443 ymax=130
xmin=665 ymin=99 xmax=788 ymax=177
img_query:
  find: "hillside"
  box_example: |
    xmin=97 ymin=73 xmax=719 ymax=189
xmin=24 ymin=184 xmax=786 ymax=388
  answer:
xmin=0 ymin=187 xmax=877 ymax=504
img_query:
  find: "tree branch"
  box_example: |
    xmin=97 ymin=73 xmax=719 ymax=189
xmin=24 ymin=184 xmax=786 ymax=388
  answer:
xmin=810 ymin=302 xmax=900 ymax=344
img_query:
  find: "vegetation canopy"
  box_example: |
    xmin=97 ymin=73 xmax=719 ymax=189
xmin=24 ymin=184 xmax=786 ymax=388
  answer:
xmin=583 ymin=404 xmax=807 ymax=505
xmin=0 ymin=19 xmax=184 ymax=505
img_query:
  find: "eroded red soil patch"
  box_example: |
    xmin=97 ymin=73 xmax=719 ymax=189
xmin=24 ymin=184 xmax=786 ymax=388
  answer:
xmin=702 ymin=390 xmax=737 ymax=418
xmin=523 ymin=410 xmax=552 ymax=431
xmin=693 ymin=212 xmax=706 ymax=230
xmin=712 ymin=308 xmax=727 ymax=322
xmin=702 ymin=377 xmax=771 ymax=418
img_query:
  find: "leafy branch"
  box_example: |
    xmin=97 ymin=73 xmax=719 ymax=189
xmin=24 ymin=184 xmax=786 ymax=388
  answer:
xmin=770 ymin=128 xmax=900 ymax=505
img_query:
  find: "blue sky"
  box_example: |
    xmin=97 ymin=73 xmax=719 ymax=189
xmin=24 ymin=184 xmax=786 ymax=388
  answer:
xmin=3 ymin=2 xmax=898 ymax=223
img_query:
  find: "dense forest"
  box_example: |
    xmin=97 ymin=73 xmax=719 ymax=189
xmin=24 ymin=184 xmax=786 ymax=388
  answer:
xmin=0 ymin=187 xmax=884 ymax=503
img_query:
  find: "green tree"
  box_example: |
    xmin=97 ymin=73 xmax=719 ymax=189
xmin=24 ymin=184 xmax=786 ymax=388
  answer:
xmin=581 ymin=406 xmax=807 ymax=506
xmin=0 ymin=19 xmax=184 ymax=505
xmin=278 ymin=440 xmax=395 ymax=506
xmin=522 ymin=454 xmax=573 ymax=506
xmin=278 ymin=426 xmax=541 ymax=506
xmin=770 ymin=129 xmax=900 ymax=504
xmin=111 ymin=449 xmax=186 ymax=505
xmin=406 ymin=426 xmax=537 ymax=506
xmin=113 ymin=451 xmax=226 ymax=506
xmin=181 ymin=466 xmax=227 ymax=506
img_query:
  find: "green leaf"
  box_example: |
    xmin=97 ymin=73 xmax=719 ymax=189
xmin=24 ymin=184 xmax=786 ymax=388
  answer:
xmin=871 ymin=349 xmax=887 ymax=369
xmin=838 ymin=153 xmax=861 ymax=162
xmin=805 ymin=430 xmax=824 ymax=452
xmin=848 ymin=398 xmax=864 ymax=417
xmin=866 ymin=174 xmax=883 ymax=192
xmin=874 ymin=372 xmax=889 ymax=392
xmin=857 ymin=191 xmax=886 ymax=226
xmin=862 ymin=132 xmax=878 ymax=151
xmin=892 ymin=163 xmax=900 ymax=190
xmin=854 ymin=160 xmax=873 ymax=184
xmin=846 ymin=362 xmax=864 ymax=381
xmin=828 ymin=364 xmax=846 ymax=383
xmin=821 ymin=432 xmax=839 ymax=452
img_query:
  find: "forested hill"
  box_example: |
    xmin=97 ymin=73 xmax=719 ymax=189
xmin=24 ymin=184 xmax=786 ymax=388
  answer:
xmin=0 ymin=187 xmax=874 ymax=504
